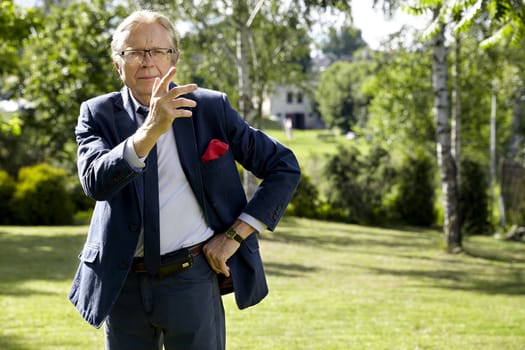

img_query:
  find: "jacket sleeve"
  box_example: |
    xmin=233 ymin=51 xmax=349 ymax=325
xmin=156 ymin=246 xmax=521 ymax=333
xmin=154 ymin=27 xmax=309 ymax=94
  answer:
xmin=75 ymin=99 xmax=142 ymax=201
xmin=220 ymin=94 xmax=301 ymax=231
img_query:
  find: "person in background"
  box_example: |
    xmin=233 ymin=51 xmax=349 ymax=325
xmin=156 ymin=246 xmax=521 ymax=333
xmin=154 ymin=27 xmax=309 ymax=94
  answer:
xmin=69 ymin=9 xmax=301 ymax=350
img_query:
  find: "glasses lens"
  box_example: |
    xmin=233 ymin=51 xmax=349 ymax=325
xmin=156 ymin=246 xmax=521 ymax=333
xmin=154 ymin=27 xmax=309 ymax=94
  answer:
xmin=121 ymin=49 xmax=173 ymax=63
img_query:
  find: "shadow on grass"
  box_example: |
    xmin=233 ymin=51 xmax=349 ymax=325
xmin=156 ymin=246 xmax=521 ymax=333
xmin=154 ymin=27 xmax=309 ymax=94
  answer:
xmin=270 ymin=217 xmax=525 ymax=296
xmin=360 ymin=263 xmax=525 ymax=296
xmin=0 ymin=229 xmax=84 ymax=296
xmin=0 ymin=335 xmax=24 ymax=350
xmin=463 ymin=244 xmax=525 ymax=264
xmin=264 ymin=262 xmax=318 ymax=278
xmin=265 ymin=218 xmax=438 ymax=252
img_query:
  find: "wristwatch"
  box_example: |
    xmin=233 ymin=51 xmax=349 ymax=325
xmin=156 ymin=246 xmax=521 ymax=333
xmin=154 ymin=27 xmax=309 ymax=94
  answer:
xmin=225 ymin=227 xmax=244 ymax=244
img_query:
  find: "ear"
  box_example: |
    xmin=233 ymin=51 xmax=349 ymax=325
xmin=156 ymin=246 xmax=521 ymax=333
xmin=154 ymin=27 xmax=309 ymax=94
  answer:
xmin=113 ymin=58 xmax=122 ymax=75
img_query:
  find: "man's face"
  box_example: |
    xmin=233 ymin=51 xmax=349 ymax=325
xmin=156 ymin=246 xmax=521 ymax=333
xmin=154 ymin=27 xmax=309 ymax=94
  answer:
xmin=114 ymin=22 xmax=178 ymax=106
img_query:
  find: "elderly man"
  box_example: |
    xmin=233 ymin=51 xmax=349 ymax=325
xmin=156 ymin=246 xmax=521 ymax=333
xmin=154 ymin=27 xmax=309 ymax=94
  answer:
xmin=69 ymin=9 xmax=300 ymax=350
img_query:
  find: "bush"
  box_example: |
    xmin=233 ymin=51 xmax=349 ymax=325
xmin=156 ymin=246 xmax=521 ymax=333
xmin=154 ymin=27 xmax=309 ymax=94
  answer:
xmin=10 ymin=163 xmax=74 ymax=225
xmin=459 ymin=158 xmax=491 ymax=235
xmin=391 ymin=151 xmax=436 ymax=226
xmin=287 ymin=173 xmax=321 ymax=218
xmin=0 ymin=170 xmax=16 ymax=224
xmin=323 ymin=145 xmax=396 ymax=224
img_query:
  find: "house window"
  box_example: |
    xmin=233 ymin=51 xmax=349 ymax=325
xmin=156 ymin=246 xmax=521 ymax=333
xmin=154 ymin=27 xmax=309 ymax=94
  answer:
xmin=297 ymin=93 xmax=303 ymax=104
xmin=286 ymin=92 xmax=293 ymax=104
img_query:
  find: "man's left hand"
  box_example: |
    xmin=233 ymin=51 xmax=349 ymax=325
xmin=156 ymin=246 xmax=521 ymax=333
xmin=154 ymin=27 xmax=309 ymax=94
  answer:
xmin=203 ymin=234 xmax=240 ymax=277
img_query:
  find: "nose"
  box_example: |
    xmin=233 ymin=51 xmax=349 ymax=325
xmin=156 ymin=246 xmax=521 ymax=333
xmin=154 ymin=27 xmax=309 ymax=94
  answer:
xmin=141 ymin=51 xmax=154 ymax=65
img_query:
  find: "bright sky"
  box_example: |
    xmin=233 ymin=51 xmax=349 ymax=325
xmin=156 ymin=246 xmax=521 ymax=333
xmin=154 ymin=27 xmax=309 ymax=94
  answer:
xmin=351 ymin=2 xmax=431 ymax=49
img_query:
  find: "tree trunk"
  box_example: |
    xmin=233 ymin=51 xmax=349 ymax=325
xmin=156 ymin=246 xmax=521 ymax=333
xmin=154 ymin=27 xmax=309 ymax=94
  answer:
xmin=508 ymin=87 xmax=525 ymax=160
xmin=432 ymin=22 xmax=462 ymax=252
xmin=490 ymin=83 xmax=497 ymax=224
xmin=235 ymin=0 xmax=258 ymax=198
xmin=451 ymin=32 xmax=461 ymax=194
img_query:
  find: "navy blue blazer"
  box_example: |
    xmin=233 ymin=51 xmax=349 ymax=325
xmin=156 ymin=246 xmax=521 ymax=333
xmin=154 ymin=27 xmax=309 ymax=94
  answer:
xmin=69 ymin=86 xmax=301 ymax=328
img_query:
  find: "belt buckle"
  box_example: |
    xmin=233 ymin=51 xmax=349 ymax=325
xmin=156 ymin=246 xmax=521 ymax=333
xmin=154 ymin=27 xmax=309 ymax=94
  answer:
xmin=158 ymin=250 xmax=194 ymax=279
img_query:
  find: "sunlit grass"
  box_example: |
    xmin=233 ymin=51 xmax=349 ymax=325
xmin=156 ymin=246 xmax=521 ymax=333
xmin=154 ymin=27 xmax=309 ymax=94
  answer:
xmin=1 ymin=220 xmax=524 ymax=349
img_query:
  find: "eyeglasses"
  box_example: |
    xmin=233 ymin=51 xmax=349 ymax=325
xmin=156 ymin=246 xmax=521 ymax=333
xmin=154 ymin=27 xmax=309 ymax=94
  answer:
xmin=117 ymin=48 xmax=177 ymax=64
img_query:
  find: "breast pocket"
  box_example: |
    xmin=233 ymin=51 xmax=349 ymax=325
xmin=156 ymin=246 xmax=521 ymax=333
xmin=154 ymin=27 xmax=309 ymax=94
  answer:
xmin=200 ymin=151 xmax=246 ymax=227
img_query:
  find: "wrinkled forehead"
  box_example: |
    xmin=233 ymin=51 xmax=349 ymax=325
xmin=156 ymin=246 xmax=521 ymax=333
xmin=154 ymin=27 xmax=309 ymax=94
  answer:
xmin=113 ymin=22 xmax=173 ymax=51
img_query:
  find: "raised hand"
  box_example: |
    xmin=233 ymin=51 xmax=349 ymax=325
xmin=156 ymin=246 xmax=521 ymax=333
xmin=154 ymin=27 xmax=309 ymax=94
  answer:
xmin=132 ymin=67 xmax=198 ymax=158
xmin=145 ymin=67 xmax=198 ymax=137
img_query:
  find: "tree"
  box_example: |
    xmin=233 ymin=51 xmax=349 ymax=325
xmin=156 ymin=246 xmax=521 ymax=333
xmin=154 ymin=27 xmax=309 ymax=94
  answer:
xmin=0 ymin=1 xmax=41 ymax=77
xmin=371 ymin=0 xmax=525 ymax=250
xmin=315 ymin=59 xmax=372 ymax=132
xmin=18 ymin=0 xmax=125 ymax=171
xmin=365 ymin=46 xmax=434 ymax=150
xmin=320 ymin=24 xmax=367 ymax=59
xmin=0 ymin=1 xmax=41 ymax=148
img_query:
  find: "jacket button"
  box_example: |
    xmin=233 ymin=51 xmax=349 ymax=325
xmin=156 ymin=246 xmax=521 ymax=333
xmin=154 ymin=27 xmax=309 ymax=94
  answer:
xmin=129 ymin=224 xmax=139 ymax=232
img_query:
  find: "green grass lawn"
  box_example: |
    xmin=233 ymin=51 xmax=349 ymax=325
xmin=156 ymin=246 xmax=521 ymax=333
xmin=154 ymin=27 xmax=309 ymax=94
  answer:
xmin=1 ymin=218 xmax=524 ymax=349
xmin=265 ymin=127 xmax=350 ymax=189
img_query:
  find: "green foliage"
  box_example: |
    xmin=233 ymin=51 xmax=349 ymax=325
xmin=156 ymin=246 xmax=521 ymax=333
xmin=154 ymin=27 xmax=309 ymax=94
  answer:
xmin=0 ymin=170 xmax=16 ymax=224
xmin=0 ymin=1 xmax=42 ymax=75
xmin=459 ymin=158 xmax=492 ymax=235
xmin=10 ymin=163 xmax=74 ymax=225
xmin=320 ymin=24 xmax=367 ymax=59
xmin=323 ymin=144 xmax=396 ymax=224
xmin=315 ymin=60 xmax=373 ymax=132
xmin=0 ymin=1 xmax=41 ymax=142
xmin=389 ymin=150 xmax=437 ymax=226
xmin=19 ymin=0 xmax=125 ymax=165
xmin=365 ymin=47 xmax=434 ymax=150
xmin=287 ymin=172 xmax=321 ymax=218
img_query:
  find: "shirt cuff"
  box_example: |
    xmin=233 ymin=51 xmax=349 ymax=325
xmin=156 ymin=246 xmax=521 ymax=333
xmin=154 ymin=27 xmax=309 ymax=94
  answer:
xmin=239 ymin=213 xmax=265 ymax=234
xmin=124 ymin=137 xmax=146 ymax=170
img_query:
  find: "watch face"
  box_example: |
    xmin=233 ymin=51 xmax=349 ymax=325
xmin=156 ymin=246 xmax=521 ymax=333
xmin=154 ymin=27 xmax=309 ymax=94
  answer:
xmin=226 ymin=228 xmax=243 ymax=243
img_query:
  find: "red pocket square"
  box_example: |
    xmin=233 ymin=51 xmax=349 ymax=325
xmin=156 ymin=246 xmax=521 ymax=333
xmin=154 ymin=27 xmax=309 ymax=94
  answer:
xmin=201 ymin=139 xmax=229 ymax=163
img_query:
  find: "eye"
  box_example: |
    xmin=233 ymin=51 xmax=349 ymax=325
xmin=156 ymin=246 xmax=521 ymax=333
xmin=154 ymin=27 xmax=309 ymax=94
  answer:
xmin=151 ymin=49 xmax=164 ymax=56
xmin=128 ymin=51 xmax=143 ymax=59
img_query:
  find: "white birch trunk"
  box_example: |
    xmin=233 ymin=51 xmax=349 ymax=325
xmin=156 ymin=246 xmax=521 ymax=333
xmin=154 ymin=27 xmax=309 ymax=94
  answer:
xmin=236 ymin=0 xmax=258 ymax=198
xmin=432 ymin=22 xmax=462 ymax=252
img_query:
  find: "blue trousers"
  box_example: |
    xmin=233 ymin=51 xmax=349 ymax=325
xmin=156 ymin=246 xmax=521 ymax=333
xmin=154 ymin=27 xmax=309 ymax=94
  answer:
xmin=105 ymin=254 xmax=225 ymax=350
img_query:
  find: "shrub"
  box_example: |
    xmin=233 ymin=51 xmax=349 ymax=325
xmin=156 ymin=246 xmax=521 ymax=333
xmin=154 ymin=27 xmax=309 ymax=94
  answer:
xmin=10 ymin=163 xmax=74 ymax=225
xmin=0 ymin=170 xmax=16 ymax=224
xmin=323 ymin=145 xmax=396 ymax=224
xmin=287 ymin=172 xmax=321 ymax=218
xmin=459 ymin=158 xmax=492 ymax=235
xmin=391 ymin=151 xmax=436 ymax=226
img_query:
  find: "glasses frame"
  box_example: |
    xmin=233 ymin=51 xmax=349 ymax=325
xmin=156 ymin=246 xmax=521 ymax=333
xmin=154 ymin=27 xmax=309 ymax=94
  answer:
xmin=117 ymin=48 xmax=178 ymax=64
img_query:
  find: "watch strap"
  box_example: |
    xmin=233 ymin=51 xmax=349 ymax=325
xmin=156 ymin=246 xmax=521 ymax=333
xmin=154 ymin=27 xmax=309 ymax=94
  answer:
xmin=225 ymin=227 xmax=244 ymax=243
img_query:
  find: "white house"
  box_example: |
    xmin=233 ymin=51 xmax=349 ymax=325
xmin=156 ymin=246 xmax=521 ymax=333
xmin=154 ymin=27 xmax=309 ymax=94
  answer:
xmin=262 ymin=85 xmax=323 ymax=130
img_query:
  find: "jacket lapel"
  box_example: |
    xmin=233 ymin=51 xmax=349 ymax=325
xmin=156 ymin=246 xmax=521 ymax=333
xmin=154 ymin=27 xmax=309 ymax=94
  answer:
xmin=115 ymin=87 xmax=144 ymax=216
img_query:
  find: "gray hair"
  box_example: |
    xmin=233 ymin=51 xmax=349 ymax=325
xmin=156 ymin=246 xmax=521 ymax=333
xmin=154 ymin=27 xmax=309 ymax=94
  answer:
xmin=111 ymin=10 xmax=180 ymax=53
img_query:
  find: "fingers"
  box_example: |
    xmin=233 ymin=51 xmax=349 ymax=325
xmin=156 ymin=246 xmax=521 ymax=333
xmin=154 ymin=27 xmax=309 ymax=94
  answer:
xmin=167 ymin=83 xmax=199 ymax=98
xmin=203 ymin=237 xmax=238 ymax=277
xmin=153 ymin=67 xmax=177 ymax=97
xmin=214 ymin=259 xmax=231 ymax=277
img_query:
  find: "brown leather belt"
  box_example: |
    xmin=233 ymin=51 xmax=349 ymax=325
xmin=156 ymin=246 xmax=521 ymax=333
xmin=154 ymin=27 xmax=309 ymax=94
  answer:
xmin=131 ymin=243 xmax=204 ymax=276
